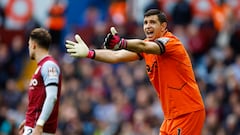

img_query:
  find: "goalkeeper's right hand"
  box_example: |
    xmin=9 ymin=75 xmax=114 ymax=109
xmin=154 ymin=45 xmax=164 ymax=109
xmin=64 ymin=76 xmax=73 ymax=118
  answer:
xmin=103 ymin=27 xmax=127 ymax=50
xmin=65 ymin=34 xmax=95 ymax=59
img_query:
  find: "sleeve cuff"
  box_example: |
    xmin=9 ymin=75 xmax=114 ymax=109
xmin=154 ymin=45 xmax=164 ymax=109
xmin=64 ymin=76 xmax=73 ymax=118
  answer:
xmin=36 ymin=119 xmax=45 ymax=126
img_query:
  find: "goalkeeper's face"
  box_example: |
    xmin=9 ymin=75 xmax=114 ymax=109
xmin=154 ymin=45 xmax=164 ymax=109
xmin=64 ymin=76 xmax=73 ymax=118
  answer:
xmin=28 ymin=39 xmax=36 ymax=60
xmin=143 ymin=15 xmax=167 ymax=41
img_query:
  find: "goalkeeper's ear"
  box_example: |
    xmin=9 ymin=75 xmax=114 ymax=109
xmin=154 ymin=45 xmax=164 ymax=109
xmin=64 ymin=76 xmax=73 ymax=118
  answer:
xmin=110 ymin=27 xmax=118 ymax=35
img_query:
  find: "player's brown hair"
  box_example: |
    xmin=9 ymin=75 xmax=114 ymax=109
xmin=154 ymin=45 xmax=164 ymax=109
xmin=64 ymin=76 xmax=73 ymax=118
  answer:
xmin=30 ymin=28 xmax=52 ymax=49
xmin=144 ymin=9 xmax=168 ymax=23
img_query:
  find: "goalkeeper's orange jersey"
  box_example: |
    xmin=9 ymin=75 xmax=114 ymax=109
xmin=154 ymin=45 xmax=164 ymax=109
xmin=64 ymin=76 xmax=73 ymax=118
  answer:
xmin=141 ymin=32 xmax=204 ymax=119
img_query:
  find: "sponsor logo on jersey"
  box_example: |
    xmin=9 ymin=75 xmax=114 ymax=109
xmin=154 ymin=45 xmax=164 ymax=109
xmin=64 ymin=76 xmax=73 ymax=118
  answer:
xmin=146 ymin=61 xmax=158 ymax=73
xmin=29 ymin=78 xmax=38 ymax=86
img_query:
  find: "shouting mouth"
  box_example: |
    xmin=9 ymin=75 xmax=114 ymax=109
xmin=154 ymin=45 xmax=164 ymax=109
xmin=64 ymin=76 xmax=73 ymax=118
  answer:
xmin=146 ymin=30 xmax=154 ymax=39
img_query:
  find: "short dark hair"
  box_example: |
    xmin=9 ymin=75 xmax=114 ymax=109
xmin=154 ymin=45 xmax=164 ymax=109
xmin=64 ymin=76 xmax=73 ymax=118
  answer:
xmin=144 ymin=9 xmax=168 ymax=23
xmin=30 ymin=28 xmax=52 ymax=49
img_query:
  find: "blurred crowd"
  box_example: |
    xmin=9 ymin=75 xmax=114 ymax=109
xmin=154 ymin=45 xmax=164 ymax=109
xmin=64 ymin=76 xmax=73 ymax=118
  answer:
xmin=0 ymin=0 xmax=240 ymax=135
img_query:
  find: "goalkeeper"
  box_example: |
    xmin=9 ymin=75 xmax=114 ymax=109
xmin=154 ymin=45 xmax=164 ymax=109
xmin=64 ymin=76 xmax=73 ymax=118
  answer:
xmin=66 ymin=9 xmax=205 ymax=135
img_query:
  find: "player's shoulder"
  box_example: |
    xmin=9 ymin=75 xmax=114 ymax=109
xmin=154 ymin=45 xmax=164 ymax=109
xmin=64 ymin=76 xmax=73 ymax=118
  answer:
xmin=41 ymin=60 xmax=61 ymax=76
xmin=155 ymin=32 xmax=176 ymax=45
xmin=155 ymin=37 xmax=170 ymax=46
xmin=42 ymin=60 xmax=59 ymax=69
xmin=161 ymin=32 xmax=182 ymax=45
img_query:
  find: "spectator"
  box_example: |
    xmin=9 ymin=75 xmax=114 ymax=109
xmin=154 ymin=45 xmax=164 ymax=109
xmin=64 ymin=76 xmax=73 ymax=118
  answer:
xmin=2 ymin=78 xmax=22 ymax=109
xmin=172 ymin=0 xmax=192 ymax=26
xmin=46 ymin=0 xmax=66 ymax=49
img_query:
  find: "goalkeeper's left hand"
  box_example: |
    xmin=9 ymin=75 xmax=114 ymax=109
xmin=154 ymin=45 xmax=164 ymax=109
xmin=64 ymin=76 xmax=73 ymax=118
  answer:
xmin=65 ymin=34 xmax=95 ymax=58
xmin=103 ymin=27 xmax=127 ymax=50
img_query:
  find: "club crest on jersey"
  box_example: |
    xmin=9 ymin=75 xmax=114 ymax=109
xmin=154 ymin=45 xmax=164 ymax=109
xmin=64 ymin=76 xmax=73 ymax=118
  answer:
xmin=48 ymin=67 xmax=57 ymax=78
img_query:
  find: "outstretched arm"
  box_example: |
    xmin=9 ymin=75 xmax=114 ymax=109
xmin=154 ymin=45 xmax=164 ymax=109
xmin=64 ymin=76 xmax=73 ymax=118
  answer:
xmin=93 ymin=49 xmax=140 ymax=64
xmin=125 ymin=39 xmax=161 ymax=54
xmin=65 ymin=34 xmax=140 ymax=63
xmin=104 ymin=27 xmax=162 ymax=54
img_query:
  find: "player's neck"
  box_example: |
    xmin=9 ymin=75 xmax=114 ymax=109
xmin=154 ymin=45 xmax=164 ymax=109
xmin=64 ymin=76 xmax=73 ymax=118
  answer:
xmin=160 ymin=29 xmax=168 ymax=37
xmin=36 ymin=50 xmax=49 ymax=63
